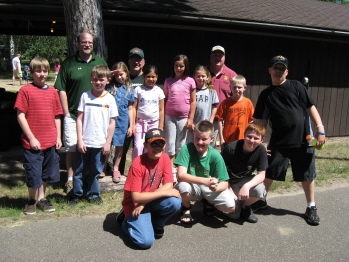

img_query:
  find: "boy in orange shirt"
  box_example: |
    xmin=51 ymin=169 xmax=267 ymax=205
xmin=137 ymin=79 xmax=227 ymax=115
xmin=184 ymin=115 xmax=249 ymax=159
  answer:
xmin=216 ymin=75 xmax=254 ymax=150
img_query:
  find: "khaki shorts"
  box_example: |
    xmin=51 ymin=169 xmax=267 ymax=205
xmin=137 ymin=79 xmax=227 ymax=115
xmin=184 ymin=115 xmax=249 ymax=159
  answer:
xmin=62 ymin=114 xmax=77 ymax=152
xmin=13 ymin=69 xmax=22 ymax=78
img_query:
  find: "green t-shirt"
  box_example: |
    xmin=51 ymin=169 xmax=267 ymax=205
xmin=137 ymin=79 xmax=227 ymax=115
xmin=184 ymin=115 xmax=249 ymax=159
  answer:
xmin=174 ymin=143 xmax=229 ymax=182
xmin=54 ymin=52 xmax=107 ymax=117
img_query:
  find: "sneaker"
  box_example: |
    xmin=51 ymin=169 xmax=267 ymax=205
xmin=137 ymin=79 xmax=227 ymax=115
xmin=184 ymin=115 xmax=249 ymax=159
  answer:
xmin=240 ymin=206 xmax=258 ymax=223
xmin=23 ymin=199 xmax=37 ymax=215
xmin=172 ymin=167 xmax=178 ymax=184
xmin=37 ymin=199 xmax=55 ymax=212
xmin=116 ymin=208 xmax=125 ymax=226
xmin=64 ymin=180 xmax=73 ymax=194
xmin=251 ymin=199 xmax=268 ymax=212
xmin=154 ymin=228 xmax=164 ymax=239
xmin=305 ymin=206 xmax=320 ymax=225
xmin=88 ymin=196 xmax=103 ymax=205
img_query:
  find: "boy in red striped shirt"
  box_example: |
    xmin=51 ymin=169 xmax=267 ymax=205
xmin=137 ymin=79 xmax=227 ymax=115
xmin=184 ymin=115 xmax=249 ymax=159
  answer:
xmin=14 ymin=57 xmax=63 ymax=215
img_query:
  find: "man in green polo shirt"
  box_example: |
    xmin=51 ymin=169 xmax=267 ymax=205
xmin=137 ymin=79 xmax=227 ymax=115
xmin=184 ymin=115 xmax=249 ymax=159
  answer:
xmin=55 ymin=30 xmax=107 ymax=194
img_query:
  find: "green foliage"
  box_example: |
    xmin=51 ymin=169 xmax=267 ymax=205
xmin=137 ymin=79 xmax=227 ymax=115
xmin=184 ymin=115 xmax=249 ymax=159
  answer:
xmin=0 ymin=35 xmax=67 ymax=64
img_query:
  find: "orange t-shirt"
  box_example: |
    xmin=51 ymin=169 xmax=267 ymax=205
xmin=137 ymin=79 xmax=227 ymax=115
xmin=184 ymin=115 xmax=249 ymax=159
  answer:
xmin=216 ymin=96 xmax=254 ymax=143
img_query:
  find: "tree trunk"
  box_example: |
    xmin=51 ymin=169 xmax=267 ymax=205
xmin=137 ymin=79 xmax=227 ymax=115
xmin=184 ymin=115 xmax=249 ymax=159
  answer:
xmin=62 ymin=0 xmax=106 ymax=59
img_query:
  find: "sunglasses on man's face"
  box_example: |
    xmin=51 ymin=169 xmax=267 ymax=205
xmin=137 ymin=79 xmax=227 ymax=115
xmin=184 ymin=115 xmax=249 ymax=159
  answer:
xmin=150 ymin=141 xmax=165 ymax=148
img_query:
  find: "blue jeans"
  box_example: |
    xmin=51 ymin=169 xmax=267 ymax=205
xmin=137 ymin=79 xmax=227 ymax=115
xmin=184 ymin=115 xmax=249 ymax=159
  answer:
xmin=122 ymin=197 xmax=181 ymax=249
xmin=71 ymin=147 xmax=104 ymax=200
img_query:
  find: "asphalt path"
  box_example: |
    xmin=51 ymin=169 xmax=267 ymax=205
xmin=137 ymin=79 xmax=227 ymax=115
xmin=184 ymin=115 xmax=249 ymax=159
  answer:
xmin=1 ymin=186 xmax=348 ymax=262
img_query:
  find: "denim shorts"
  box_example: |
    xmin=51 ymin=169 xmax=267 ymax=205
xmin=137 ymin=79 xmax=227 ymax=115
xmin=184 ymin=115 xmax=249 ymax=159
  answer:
xmin=23 ymin=146 xmax=60 ymax=189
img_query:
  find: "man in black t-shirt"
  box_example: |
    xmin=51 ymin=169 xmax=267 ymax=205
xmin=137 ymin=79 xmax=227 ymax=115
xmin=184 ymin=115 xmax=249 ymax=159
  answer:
xmin=252 ymin=55 xmax=326 ymax=226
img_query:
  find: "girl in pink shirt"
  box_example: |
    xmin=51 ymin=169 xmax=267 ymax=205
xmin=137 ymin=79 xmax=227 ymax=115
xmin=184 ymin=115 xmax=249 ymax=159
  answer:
xmin=164 ymin=54 xmax=196 ymax=177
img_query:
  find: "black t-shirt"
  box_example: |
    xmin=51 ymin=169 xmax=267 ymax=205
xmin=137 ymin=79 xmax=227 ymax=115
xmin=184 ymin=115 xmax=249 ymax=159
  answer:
xmin=221 ymin=140 xmax=268 ymax=183
xmin=253 ymin=79 xmax=314 ymax=148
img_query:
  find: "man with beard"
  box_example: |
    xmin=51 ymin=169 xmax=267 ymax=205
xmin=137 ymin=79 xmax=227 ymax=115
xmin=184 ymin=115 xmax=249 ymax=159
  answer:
xmin=55 ymin=30 xmax=107 ymax=194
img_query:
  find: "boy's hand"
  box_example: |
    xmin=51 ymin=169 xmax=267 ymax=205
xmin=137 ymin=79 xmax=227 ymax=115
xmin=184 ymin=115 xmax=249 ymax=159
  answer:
xmin=29 ymin=137 xmax=41 ymax=150
xmin=132 ymin=204 xmax=144 ymax=218
xmin=238 ymin=185 xmax=250 ymax=200
xmin=102 ymin=143 xmax=111 ymax=155
xmin=77 ymin=140 xmax=86 ymax=153
xmin=164 ymin=188 xmax=181 ymax=198
xmin=207 ymin=177 xmax=219 ymax=190
xmin=56 ymin=139 xmax=62 ymax=150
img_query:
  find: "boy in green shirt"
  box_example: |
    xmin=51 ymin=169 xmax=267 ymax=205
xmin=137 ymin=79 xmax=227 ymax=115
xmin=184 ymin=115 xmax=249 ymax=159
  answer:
xmin=175 ymin=120 xmax=236 ymax=224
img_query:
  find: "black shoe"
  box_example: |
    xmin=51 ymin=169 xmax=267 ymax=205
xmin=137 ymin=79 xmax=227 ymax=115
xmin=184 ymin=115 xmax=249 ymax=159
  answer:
xmin=68 ymin=196 xmax=80 ymax=206
xmin=88 ymin=196 xmax=103 ymax=205
xmin=251 ymin=199 xmax=267 ymax=212
xmin=241 ymin=206 xmax=258 ymax=223
xmin=154 ymin=228 xmax=164 ymax=239
xmin=116 ymin=208 xmax=125 ymax=226
xmin=305 ymin=206 xmax=320 ymax=225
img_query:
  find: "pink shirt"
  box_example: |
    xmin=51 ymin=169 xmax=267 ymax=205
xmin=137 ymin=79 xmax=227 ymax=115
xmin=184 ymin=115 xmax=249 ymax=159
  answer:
xmin=164 ymin=76 xmax=196 ymax=118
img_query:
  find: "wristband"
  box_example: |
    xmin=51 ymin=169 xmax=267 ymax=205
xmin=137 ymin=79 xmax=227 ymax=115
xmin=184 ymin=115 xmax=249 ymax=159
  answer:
xmin=316 ymin=125 xmax=324 ymax=128
xmin=317 ymin=131 xmax=326 ymax=135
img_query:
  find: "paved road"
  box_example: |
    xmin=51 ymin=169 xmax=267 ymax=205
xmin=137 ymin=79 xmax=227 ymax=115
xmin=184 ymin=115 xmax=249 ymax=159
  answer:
xmin=1 ymin=186 xmax=348 ymax=262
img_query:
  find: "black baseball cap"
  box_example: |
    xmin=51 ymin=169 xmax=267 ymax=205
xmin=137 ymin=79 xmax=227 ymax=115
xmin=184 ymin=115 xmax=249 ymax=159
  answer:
xmin=270 ymin=55 xmax=288 ymax=68
xmin=145 ymin=128 xmax=166 ymax=143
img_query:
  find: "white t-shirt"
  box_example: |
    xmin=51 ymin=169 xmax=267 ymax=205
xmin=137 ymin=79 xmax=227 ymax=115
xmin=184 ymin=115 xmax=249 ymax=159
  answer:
xmin=134 ymin=85 xmax=165 ymax=120
xmin=78 ymin=90 xmax=118 ymax=147
xmin=12 ymin=57 xmax=20 ymax=70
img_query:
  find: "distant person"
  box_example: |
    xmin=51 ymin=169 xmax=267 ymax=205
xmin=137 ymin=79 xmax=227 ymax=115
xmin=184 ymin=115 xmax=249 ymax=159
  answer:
xmin=105 ymin=61 xmax=135 ymax=183
xmin=187 ymin=65 xmax=219 ymax=146
xmin=23 ymin=65 xmax=29 ymax=84
xmin=132 ymin=65 xmax=165 ymax=160
xmin=175 ymin=120 xmax=236 ymax=224
xmin=208 ymin=45 xmax=237 ymax=146
xmin=118 ymin=47 xmax=145 ymax=177
xmin=221 ymin=122 xmax=268 ymax=223
xmin=252 ymin=55 xmax=326 ymax=225
xmin=14 ymin=57 xmax=63 ymax=215
xmin=68 ymin=65 xmax=118 ymax=205
xmin=117 ymin=128 xmax=181 ymax=249
xmin=164 ymin=54 xmax=196 ymax=180
xmin=55 ymin=30 xmax=108 ymax=194
xmin=53 ymin=58 xmax=61 ymax=83
xmin=216 ymin=75 xmax=254 ymax=151
xmin=12 ymin=54 xmax=22 ymax=85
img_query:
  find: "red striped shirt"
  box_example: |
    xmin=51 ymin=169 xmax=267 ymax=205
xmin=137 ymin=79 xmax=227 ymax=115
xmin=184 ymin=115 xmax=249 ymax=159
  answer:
xmin=14 ymin=83 xmax=63 ymax=150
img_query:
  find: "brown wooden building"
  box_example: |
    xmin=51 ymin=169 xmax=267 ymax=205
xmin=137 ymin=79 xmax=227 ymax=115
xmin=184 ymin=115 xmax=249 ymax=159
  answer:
xmin=1 ymin=0 xmax=349 ymax=136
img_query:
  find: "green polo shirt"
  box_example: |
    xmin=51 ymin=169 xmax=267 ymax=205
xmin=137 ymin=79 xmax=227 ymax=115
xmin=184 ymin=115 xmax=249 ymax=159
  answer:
xmin=54 ymin=52 xmax=107 ymax=117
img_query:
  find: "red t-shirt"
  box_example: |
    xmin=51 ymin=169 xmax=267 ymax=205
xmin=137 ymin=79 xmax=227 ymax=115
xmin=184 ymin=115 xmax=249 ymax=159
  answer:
xmin=122 ymin=152 xmax=173 ymax=217
xmin=14 ymin=83 xmax=63 ymax=150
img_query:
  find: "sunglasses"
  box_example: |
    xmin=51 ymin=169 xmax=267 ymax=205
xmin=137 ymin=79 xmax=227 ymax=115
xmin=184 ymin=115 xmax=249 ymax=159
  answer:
xmin=150 ymin=141 xmax=165 ymax=148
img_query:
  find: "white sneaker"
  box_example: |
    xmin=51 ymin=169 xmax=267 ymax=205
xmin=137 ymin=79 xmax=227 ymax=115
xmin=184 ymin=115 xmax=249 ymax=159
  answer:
xmin=172 ymin=167 xmax=178 ymax=183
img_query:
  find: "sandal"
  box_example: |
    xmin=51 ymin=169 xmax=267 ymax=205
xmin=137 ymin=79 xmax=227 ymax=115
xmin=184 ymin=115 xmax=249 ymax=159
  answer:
xmin=98 ymin=172 xmax=105 ymax=178
xmin=202 ymin=198 xmax=216 ymax=217
xmin=180 ymin=205 xmax=193 ymax=224
xmin=112 ymin=170 xmax=121 ymax=183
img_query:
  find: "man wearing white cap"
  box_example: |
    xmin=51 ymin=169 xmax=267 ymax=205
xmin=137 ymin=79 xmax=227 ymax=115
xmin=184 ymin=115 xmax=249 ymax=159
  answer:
xmin=209 ymin=45 xmax=237 ymax=103
xmin=209 ymin=45 xmax=237 ymax=146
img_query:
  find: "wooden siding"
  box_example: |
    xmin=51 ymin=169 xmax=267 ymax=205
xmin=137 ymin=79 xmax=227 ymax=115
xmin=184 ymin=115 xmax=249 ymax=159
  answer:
xmin=105 ymin=25 xmax=349 ymax=137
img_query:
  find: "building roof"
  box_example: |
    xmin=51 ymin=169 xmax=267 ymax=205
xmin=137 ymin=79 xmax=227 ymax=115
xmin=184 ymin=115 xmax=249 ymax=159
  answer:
xmin=1 ymin=0 xmax=349 ymax=41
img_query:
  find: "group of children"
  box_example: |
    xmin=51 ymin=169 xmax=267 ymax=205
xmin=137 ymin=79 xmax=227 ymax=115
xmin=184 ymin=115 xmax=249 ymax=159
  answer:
xmin=14 ymin=53 xmax=263 ymax=248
